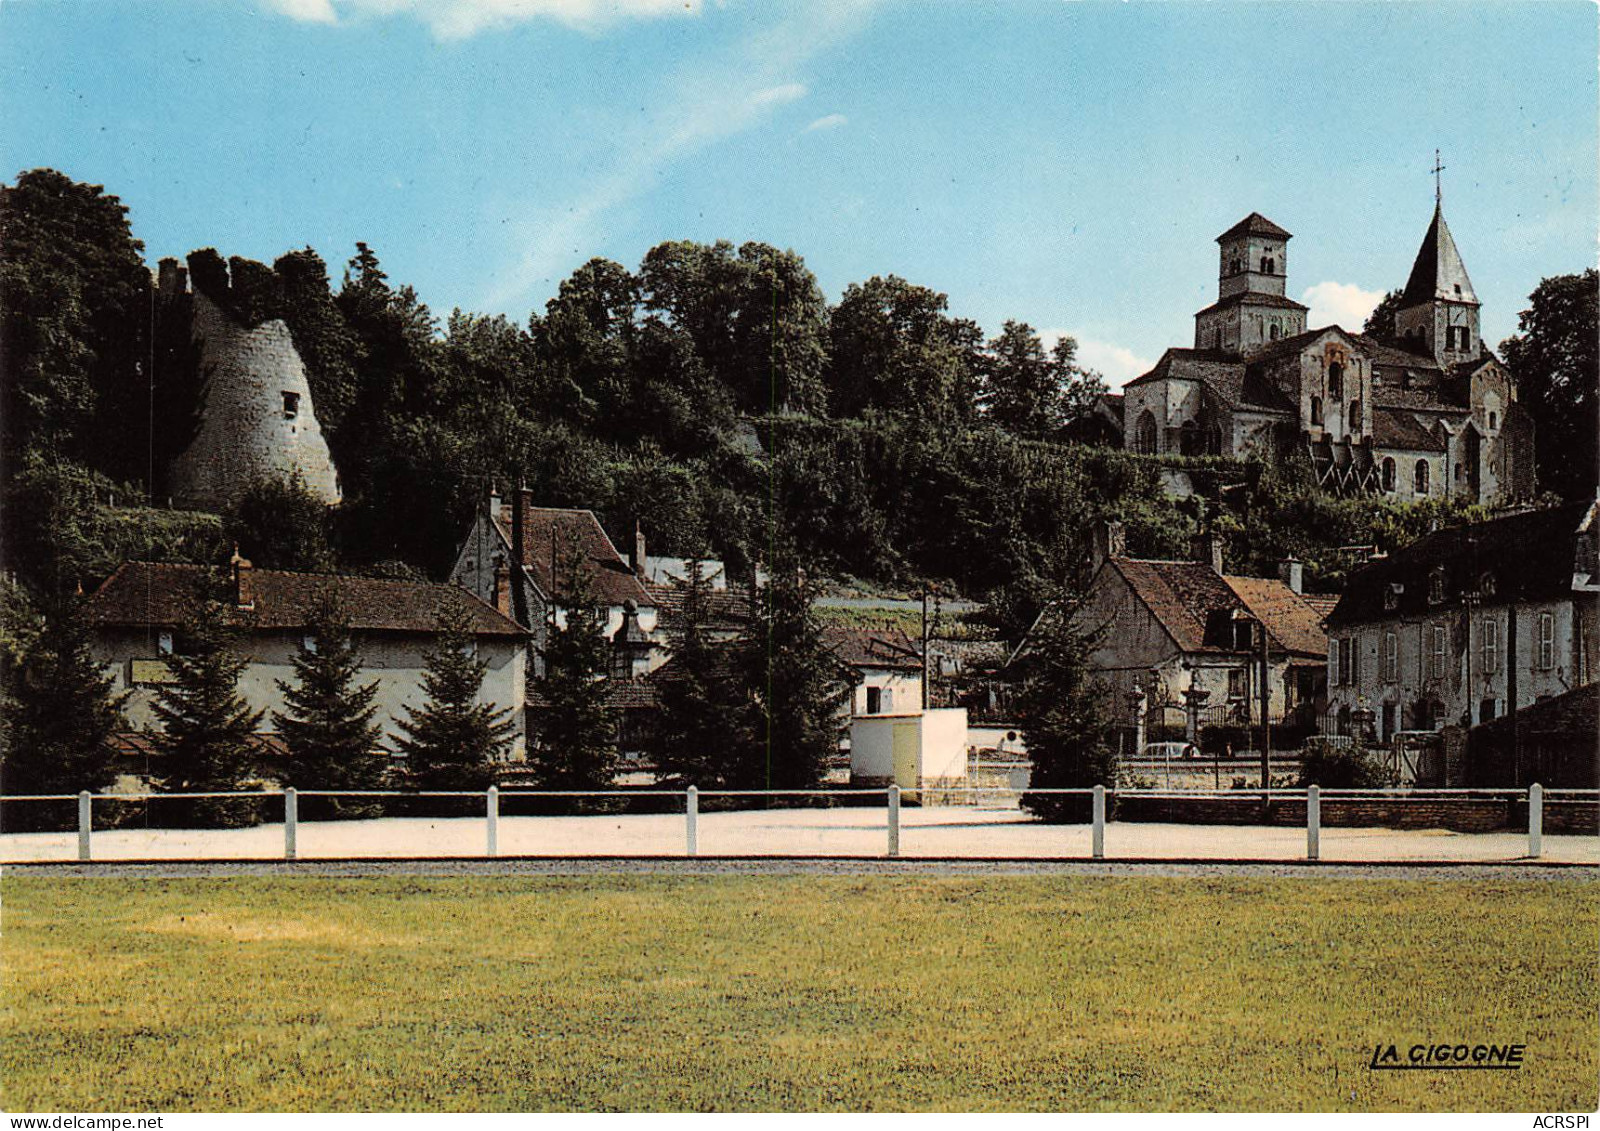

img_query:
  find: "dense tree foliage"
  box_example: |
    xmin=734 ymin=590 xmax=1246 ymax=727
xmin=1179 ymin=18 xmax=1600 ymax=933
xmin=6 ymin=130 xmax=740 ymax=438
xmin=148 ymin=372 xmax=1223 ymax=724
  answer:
xmin=1500 ymin=269 xmax=1599 ymax=501
xmin=394 ymin=606 xmax=516 ymax=796
xmin=527 ymin=545 xmax=619 ymax=793
xmin=0 ymin=595 xmax=126 ymax=829
xmin=271 ymin=595 xmax=386 ymax=818
xmin=1015 ymin=597 xmax=1115 ymax=822
xmin=150 ymin=600 xmax=266 ymax=827
xmin=651 ymin=561 xmax=752 ymax=788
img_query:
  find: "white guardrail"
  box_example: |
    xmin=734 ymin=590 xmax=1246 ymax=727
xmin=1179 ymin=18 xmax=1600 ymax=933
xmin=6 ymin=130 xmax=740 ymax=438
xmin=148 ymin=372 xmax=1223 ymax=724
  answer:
xmin=1 ymin=784 xmax=1592 ymax=864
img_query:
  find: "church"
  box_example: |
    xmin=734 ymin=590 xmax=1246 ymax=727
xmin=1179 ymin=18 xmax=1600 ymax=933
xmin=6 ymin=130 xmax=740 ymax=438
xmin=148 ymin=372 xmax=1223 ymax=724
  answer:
xmin=1118 ymin=193 xmax=1535 ymax=504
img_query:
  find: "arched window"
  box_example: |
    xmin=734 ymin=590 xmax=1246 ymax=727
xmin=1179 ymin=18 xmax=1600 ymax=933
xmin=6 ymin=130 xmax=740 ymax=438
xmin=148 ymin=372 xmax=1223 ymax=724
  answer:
xmin=1134 ymin=409 xmax=1158 ymax=455
xmin=1310 ymin=396 xmax=1324 ymax=426
xmin=1348 ymin=399 xmax=1362 ymax=434
xmin=1381 ymin=457 xmax=1396 ymax=492
xmin=1414 ymin=460 xmax=1430 ymax=495
xmin=1260 ymin=256 xmax=1275 ymax=274
xmin=1328 ymin=362 xmax=1344 ymax=400
xmin=1488 ymin=411 xmax=1498 ymax=431
xmin=1269 ymin=323 xmax=1280 ymax=341
xmin=1180 ymin=419 xmax=1199 ymax=456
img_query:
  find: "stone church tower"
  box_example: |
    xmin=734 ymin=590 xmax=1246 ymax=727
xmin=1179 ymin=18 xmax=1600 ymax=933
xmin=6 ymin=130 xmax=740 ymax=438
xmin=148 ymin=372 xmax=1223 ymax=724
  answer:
xmin=1193 ymin=212 xmax=1309 ymax=355
xmin=1393 ymin=200 xmax=1483 ymax=367
xmin=158 ymin=258 xmax=342 ymax=514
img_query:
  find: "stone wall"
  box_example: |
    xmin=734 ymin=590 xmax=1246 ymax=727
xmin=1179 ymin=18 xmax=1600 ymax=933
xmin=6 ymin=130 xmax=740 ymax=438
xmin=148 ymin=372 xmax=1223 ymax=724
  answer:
xmin=166 ymin=289 xmax=342 ymax=513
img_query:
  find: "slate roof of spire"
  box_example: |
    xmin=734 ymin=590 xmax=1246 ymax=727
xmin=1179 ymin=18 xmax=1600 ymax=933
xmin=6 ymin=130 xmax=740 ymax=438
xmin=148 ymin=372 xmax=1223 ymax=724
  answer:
xmin=1400 ymin=203 xmax=1479 ymax=306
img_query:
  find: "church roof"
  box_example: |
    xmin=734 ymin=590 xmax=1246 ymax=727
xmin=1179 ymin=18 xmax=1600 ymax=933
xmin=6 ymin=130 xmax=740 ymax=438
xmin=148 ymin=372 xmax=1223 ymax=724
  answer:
xmin=1125 ymin=349 xmax=1294 ymax=414
xmin=1371 ymin=407 xmax=1448 ymax=453
xmin=1400 ymin=202 xmax=1479 ymax=307
xmin=1351 ymin=334 xmax=1441 ymax=370
xmin=1192 ymin=291 xmax=1309 ymax=318
xmin=1217 ymin=212 xmax=1292 ymax=243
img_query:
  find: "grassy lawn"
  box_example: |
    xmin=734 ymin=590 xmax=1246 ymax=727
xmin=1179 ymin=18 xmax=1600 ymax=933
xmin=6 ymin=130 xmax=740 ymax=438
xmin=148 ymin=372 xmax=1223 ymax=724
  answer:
xmin=2 ymin=874 xmax=1596 ymax=1112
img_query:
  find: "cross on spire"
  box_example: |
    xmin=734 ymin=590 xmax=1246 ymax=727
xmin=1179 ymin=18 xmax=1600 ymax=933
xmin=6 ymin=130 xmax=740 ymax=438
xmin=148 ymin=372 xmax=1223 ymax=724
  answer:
xmin=1432 ymin=149 xmax=1446 ymax=204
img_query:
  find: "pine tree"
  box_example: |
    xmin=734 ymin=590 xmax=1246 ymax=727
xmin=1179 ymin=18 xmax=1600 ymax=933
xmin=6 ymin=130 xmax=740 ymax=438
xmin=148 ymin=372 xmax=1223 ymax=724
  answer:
xmin=528 ymin=544 xmax=618 ymax=796
xmin=1015 ymin=596 xmax=1115 ymax=823
xmin=739 ymin=560 xmax=853 ymax=791
xmin=0 ymin=594 xmax=126 ymax=831
xmin=394 ymin=604 xmax=515 ymax=806
xmin=651 ymin=559 xmax=751 ymax=788
xmin=150 ymin=600 xmax=266 ymax=827
xmin=272 ymin=594 xmax=385 ymax=819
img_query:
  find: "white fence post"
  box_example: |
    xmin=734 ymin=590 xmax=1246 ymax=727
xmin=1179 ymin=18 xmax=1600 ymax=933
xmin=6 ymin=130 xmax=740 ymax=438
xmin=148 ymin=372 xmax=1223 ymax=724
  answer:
xmin=887 ymin=784 xmax=901 ymax=858
xmin=284 ymin=788 xmax=298 ymax=861
xmin=686 ymin=786 xmax=698 ymax=857
xmin=1092 ymin=785 xmax=1105 ymax=859
xmin=78 ymin=791 xmax=92 ymax=862
xmin=1306 ymin=785 xmax=1320 ymax=861
xmin=1528 ymin=783 xmax=1543 ymax=860
xmin=486 ymin=786 xmax=499 ymax=858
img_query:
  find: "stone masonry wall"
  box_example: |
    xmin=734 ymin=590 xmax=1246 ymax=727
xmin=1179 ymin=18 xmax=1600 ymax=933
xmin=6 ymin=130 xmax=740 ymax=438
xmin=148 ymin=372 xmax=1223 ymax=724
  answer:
xmin=167 ymin=290 xmax=342 ymax=513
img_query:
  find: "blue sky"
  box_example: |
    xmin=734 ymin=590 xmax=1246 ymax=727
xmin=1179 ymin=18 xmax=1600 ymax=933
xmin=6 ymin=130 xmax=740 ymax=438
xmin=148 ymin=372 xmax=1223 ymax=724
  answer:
xmin=3 ymin=0 xmax=1595 ymax=386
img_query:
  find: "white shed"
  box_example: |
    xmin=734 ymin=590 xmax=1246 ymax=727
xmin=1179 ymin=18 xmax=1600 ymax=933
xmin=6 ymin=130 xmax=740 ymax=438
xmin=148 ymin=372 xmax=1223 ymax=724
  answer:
xmin=849 ymin=708 xmax=969 ymax=789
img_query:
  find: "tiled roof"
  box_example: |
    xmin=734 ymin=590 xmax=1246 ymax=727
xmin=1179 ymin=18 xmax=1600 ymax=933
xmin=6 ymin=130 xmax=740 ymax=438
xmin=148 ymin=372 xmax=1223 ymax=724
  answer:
xmin=1127 ymin=349 xmax=1294 ymax=414
xmin=646 ymin=577 xmax=754 ymax=633
xmin=1222 ymin=576 xmax=1329 ymax=659
xmin=821 ymin=626 xmax=924 ymax=671
xmin=102 ymin=730 xmax=290 ymax=759
xmin=1351 ymin=334 xmax=1441 ymax=370
xmin=1110 ymin=559 xmax=1328 ymax=658
xmin=1473 ymin=682 xmax=1600 ymax=739
xmin=1372 ymin=407 xmax=1447 ymax=453
xmin=528 ymin=675 xmax=659 ymax=711
xmin=494 ymin=505 xmax=654 ymax=608
xmin=1401 ymin=202 xmax=1479 ymax=306
xmin=85 ymin=562 xmax=527 ymax=637
xmin=1326 ymin=501 xmax=1593 ymax=627
xmin=1217 ymin=212 xmax=1292 ymax=242
xmin=1301 ymin=594 xmax=1339 ymax=622
xmin=1192 ymin=291 xmax=1308 ymax=317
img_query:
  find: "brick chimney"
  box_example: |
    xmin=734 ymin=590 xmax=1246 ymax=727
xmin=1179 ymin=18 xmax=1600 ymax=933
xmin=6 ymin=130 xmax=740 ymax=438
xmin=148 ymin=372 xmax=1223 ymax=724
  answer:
xmin=1191 ymin=532 xmax=1224 ymax=574
xmin=492 ymin=555 xmax=512 ymax=618
xmin=230 ymin=547 xmax=255 ymax=609
xmin=632 ymin=519 xmax=648 ymax=581
xmin=1090 ymin=520 xmax=1126 ymax=573
xmin=1277 ymin=556 xmax=1303 ymax=594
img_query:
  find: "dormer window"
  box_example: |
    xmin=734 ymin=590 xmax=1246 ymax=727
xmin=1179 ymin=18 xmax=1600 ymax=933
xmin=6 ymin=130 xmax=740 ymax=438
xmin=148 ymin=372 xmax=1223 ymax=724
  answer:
xmin=1428 ymin=567 xmax=1446 ymax=605
xmin=282 ymin=391 xmax=301 ymax=419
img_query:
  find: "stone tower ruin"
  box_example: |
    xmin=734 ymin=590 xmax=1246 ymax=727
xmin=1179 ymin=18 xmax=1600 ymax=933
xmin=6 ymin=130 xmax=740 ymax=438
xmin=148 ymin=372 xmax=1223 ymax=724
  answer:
xmin=158 ymin=257 xmax=342 ymax=513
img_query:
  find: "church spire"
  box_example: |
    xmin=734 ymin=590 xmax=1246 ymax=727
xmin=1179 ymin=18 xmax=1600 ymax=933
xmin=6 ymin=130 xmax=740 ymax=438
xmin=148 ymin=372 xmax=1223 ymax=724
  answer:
xmin=1401 ymin=197 xmax=1478 ymax=307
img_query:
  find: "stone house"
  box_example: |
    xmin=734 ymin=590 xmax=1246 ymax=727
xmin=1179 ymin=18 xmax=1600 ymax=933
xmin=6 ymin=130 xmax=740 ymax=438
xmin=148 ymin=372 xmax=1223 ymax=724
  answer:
xmin=84 ymin=557 xmax=528 ymax=761
xmin=822 ymin=626 xmax=926 ymax=717
xmin=449 ymin=487 xmax=659 ymax=677
xmin=1055 ymin=523 xmax=1333 ymax=748
xmin=1323 ymin=499 xmax=1600 ymax=740
xmin=1121 ymin=202 xmax=1535 ymax=504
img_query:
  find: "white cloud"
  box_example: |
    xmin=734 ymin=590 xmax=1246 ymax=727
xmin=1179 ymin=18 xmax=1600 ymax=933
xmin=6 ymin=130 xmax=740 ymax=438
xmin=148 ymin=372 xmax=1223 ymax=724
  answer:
xmin=266 ymin=0 xmax=337 ymax=23
xmin=265 ymin=0 xmax=704 ymax=39
xmin=1301 ymin=280 xmax=1384 ymax=333
xmin=803 ymin=113 xmax=847 ymax=133
xmin=1039 ymin=329 xmax=1155 ymax=387
xmin=483 ymin=0 xmax=881 ymax=311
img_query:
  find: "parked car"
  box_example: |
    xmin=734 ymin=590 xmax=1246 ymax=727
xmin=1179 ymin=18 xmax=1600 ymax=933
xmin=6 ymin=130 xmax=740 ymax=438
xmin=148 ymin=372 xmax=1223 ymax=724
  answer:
xmin=1141 ymin=741 xmax=1199 ymax=761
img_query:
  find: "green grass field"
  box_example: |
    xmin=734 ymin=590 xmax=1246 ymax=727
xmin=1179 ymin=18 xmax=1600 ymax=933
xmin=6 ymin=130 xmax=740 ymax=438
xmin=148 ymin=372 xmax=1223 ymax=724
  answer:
xmin=3 ymin=874 xmax=1596 ymax=1112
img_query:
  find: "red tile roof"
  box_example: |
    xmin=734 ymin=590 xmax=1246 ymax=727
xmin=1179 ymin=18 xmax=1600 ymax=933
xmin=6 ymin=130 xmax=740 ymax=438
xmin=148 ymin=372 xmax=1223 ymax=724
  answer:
xmin=85 ymin=562 xmax=525 ymax=638
xmin=821 ymin=626 xmax=924 ymax=671
xmin=494 ymin=505 xmax=654 ymax=608
xmin=1109 ymin=559 xmax=1328 ymax=659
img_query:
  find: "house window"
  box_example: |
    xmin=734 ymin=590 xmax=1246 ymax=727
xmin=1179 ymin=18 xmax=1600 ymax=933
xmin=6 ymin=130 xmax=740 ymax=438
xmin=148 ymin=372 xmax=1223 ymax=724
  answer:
xmin=157 ymin=631 xmax=174 ymax=655
xmin=1381 ymin=458 xmax=1397 ymax=493
xmin=866 ymin=686 xmax=886 ymax=714
xmin=1429 ymin=625 xmax=1446 ymax=680
xmin=1338 ymin=637 xmax=1357 ymax=687
xmin=1414 ymin=460 xmax=1430 ymax=495
xmin=1381 ymin=702 xmax=1397 ymax=739
xmin=1383 ymin=583 xmax=1401 ymax=612
xmin=1383 ymin=631 xmax=1398 ymax=682
xmin=1481 ymin=618 xmax=1498 ymax=673
xmin=1428 ymin=567 xmax=1445 ymax=605
xmin=282 ymin=391 xmax=301 ymax=419
xmin=1310 ymin=396 xmax=1324 ymax=427
xmin=1538 ymin=612 xmax=1555 ymax=670
xmin=1228 ymin=668 xmax=1245 ymax=699
xmin=1134 ymin=410 xmax=1158 ymax=455
xmin=1328 ymin=639 xmax=1339 ymax=687
xmin=1479 ymin=698 xmax=1497 ymax=724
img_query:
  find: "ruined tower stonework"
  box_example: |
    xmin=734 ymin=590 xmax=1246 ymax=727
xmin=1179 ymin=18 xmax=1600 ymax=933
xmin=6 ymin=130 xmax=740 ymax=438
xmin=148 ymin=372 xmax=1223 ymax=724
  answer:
xmin=160 ymin=259 xmax=342 ymax=513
